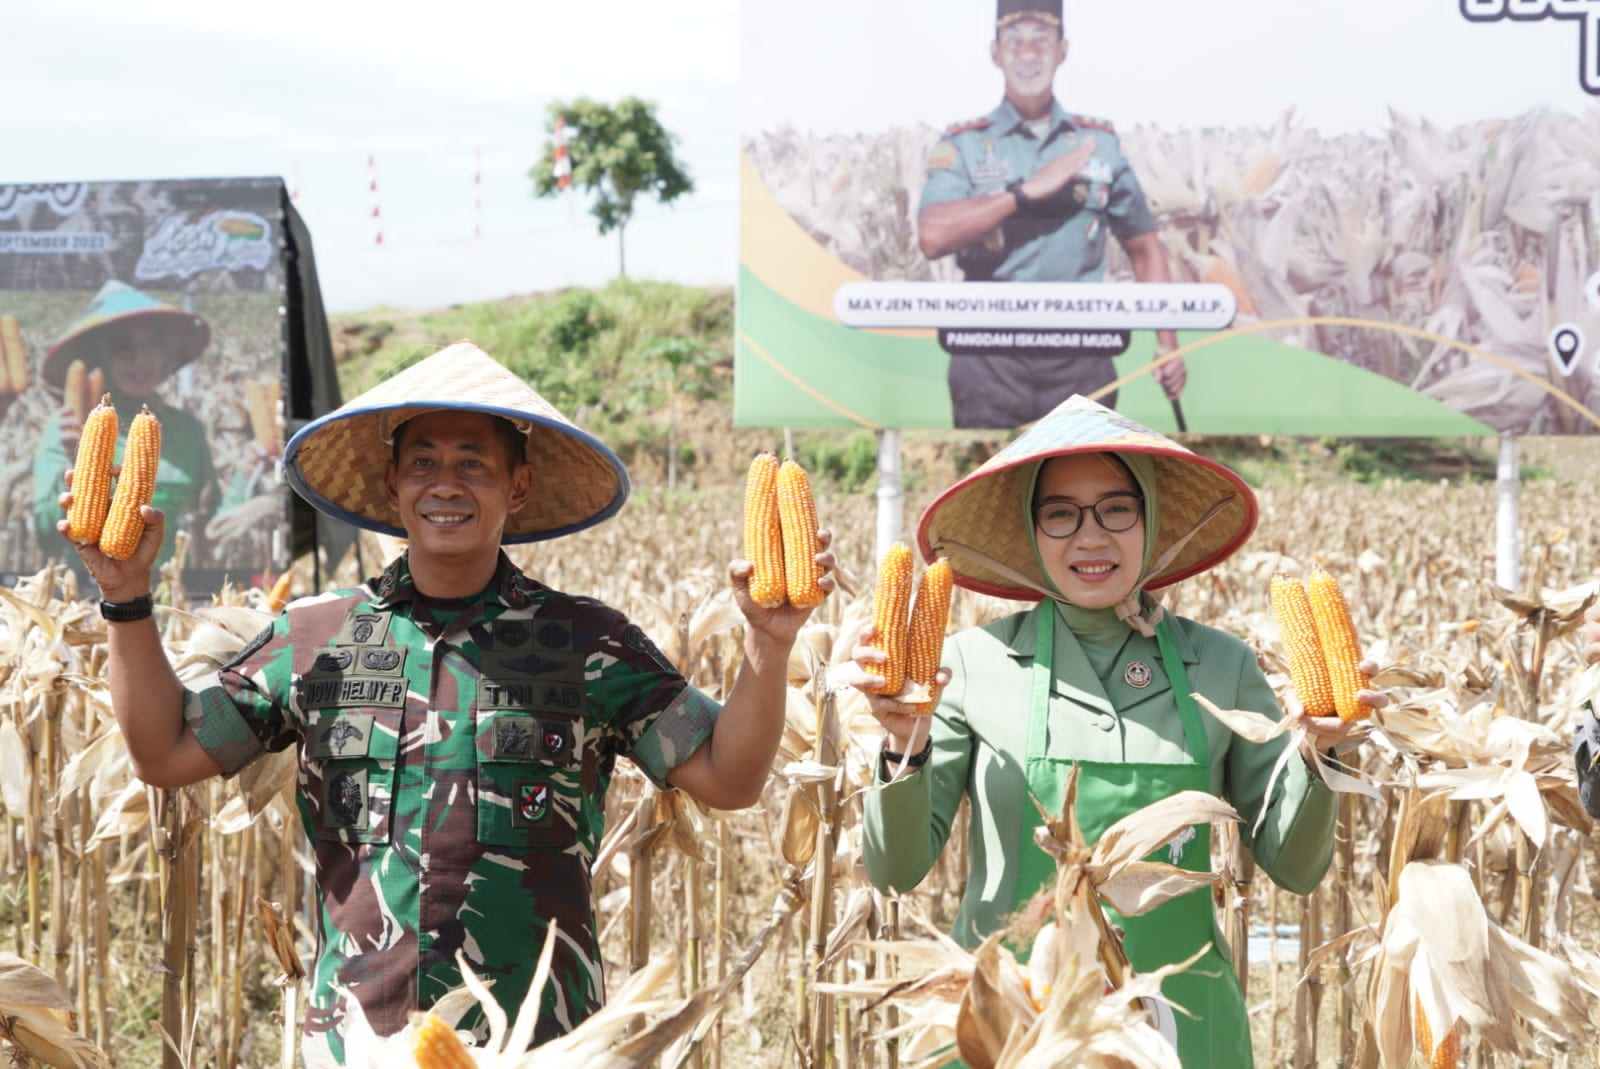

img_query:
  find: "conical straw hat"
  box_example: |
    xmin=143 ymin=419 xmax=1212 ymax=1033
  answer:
xmin=283 ymin=340 xmax=628 ymax=543
xmin=43 ymin=281 xmax=210 ymax=388
xmin=917 ymin=395 xmax=1256 ymax=600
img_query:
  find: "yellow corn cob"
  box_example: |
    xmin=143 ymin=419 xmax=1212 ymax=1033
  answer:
xmin=99 ymin=404 xmax=161 ymax=560
xmin=86 ymin=367 xmax=105 ymax=413
xmin=1307 ymin=569 xmax=1370 ymax=721
xmin=66 ymin=395 xmax=118 ymax=545
xmin=905 ymin=557 xmax=953 ymax=714
xmin=63 ymin=358 xmax=89 ymax=422
xmin=1414 ymin=997 xmax=1460 ymax=1069
xmin=265 ymin=572 xmax=293 ymax=613
xmin=0 ymin=315 xmax=25 ymax=395
xmin=776 ymin=458 xmax=823 ymax=609
xmin=411 ymin=1012 xmax=475 ymax=1069
xmin=743 ymin=452 xmax=787 ymax=609
xmin=0 ymin=319 xmax=11 ymax=395
xmin=246 ymin=379 xmax=283 ymax=453
xmin=1269 ymin=574 xmax=1336 ymax=718
xmin=862 ymin=542 xmax=914 ymax=696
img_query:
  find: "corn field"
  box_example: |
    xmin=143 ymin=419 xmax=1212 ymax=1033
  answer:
xmin=5 ymin=447 xmax=1600 ymax=1067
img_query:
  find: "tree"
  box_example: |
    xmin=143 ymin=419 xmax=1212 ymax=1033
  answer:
xmin=530 ymin=97 xmax=693 ymax=278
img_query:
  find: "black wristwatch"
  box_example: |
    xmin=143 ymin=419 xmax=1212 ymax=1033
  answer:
xmin=1006 ymin=177 xmax=1034 ymax=212
xmin=100 ymin=594 xmax=154 ymax=622
xmin=879 ymin=738 xmax=933 ymax=780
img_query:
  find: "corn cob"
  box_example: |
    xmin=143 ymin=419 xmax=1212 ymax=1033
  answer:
xmin=905 ymin=557 xmax=953 ymax=714
xmin=86 ymin=367 xmax=105 ymax=411
xmin=66 ymin=395 xmax=118 ymax=545
xmin=862 ymin=542 xmax=914 ymax=696
xmin=1307 ymin=569 xmax=1370 ymax=721
xmin=743 ymin=452 xmax=786 ymax=609
xmin=99 ymin=404 xmax=161 ymax=560
xmin=265 ymin=572 xmax=293 ymax=613
xmin=0 ymin=315 xmax=25 ymax=395
xmin=1414 ymin=997 xmax=1460 ymax=1069
xmin=246 ymin=379 xmax=282 ymax=453
xmin=776 ymin=458 xmax=823 ymax=609
xmin=0 ymin=319 xmax=11 ymax=395
xmin=411 ymin=1012 xmax=475 ymax=1068
xmin=1269 ymin=574 xmax=1336 ymax=718
xmin=63 ymin=359 xmax=89 ymax=423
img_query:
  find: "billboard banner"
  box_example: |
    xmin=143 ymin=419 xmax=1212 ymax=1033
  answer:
xmin=737 ymin=0 xmax=1600 ymax=435
xmin=0 ymin=177 xmax=304 ymax=596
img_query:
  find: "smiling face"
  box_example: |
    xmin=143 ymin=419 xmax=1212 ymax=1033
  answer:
xmin=1032 ymin=453 xmax=1146 ymax=609
xmin=96 ymin=319 xmax=174 ymax=398
xmin=991 ymin=16 xmax=1067 ymax=119
xmin=385 ymin=410 xmax=531 ymax=594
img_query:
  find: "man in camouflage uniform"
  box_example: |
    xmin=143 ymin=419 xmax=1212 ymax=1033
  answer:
xmin=920 ymin=0 xmax=1186 ymax=427
xmin=68 ymin=341 xmax=834 ymax=1066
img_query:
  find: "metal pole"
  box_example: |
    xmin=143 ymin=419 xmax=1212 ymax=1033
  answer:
xmin=875 ymin=429 xmax=903 ymax=564
xmin=1496 ymin=435 xmax=1520 ymax=591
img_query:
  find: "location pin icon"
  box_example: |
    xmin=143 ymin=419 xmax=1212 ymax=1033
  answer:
xmin=1550 ymin=324 xmax=1585 ymax=376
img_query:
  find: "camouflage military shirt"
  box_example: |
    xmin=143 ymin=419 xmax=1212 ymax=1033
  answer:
xmin=183 ymin=552 xmax=720 ymax=1066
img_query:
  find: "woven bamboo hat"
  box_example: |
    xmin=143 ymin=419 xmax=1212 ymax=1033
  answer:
xmin=283 ymin=340 xmax=629 ymax=543
xmin=917 ymin=394 xmax=1257 ymax=601
xmin=43 ymin=281 xmax=210 ymax=389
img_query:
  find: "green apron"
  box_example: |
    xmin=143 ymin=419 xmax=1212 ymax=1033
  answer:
xmin=1016 ymin=608 xmax=1251 ymax=1067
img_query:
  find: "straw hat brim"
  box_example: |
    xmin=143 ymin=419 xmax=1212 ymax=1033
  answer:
xmin=283 ymin=341 xmax=629 ymax=543
xmin=916 ymin=396 xmax=1257 ymax=600
xmin=43 ymin=309 xmax=211 ymax=389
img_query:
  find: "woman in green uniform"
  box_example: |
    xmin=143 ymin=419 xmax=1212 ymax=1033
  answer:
xmin=31 ymin=281 xmax=220 ymax=581
xmin=855 ymin=395 xmax=1361 ymax=1066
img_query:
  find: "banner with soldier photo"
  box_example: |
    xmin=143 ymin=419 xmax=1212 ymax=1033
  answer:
xmin=736 ymin=0 xmax=1600 ymax=435
xmin=0 ymin=177 xmax=337 ymax=596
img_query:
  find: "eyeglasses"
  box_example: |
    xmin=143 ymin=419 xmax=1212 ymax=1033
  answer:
xmin=1034 ymin=492 xmax=1144 ymax=539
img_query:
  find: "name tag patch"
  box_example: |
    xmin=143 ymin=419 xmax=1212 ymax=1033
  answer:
xmin=482 ymin=678 xmax=584 ymax=712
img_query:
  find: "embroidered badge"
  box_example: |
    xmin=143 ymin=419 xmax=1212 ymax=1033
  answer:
xmin=361 ymin=648 xmax=401 ymax=671
xmin=1124 ymin=660 xmax=1152 ymax=688
xmin=321 ymin=718 xmax=368 ymax=756
xmin=313 ymin=650 xmax=354 ymax=672
xmin=495 ymin=718 xmax=534 ymax=758
xmin=519 ymin=782 xmax=550 ymax=824
xmin=326 ymin=769 xmax=366 ymax=827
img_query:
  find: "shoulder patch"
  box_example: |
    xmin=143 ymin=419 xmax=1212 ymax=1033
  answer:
xmin=621 ymin=624 xmax=678 ymax=674
xmin=1070 ymin=112 xmax=1117 ymax=134
xmin=222 ymin=621 xmax=277 ymax=672
xmin=926 ymin=140 xmax=960 ymax=173
xmin=944 ymin=116 xmax=991 ymax=136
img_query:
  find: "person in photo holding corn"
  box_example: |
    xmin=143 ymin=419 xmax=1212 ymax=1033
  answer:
xmin=847 ymin=394 xmax=1368 ymax=1067
xmin=61 ymin=340 xmax=835 ymax=1066
xmin=32 ymin=280 xmax=221 ymax=581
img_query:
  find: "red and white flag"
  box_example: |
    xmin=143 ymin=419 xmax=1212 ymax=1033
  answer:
xmin=367 ymin=154 xmax=384 ymax=246
xmin=553 ymin=117 xmax=571 ymax=192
